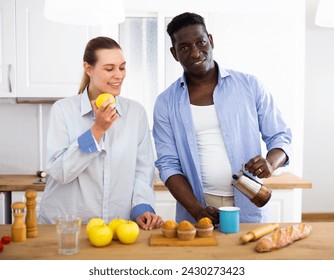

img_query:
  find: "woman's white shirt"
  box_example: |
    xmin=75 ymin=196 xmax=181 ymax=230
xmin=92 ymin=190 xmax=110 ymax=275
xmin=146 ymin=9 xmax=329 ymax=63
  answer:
xmin=39 ymin=89 xmax=155 ymax=224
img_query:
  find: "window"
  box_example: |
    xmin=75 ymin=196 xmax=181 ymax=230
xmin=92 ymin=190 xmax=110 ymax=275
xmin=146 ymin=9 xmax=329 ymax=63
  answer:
xmin=119 ymin=16 xmax=182 ymax=128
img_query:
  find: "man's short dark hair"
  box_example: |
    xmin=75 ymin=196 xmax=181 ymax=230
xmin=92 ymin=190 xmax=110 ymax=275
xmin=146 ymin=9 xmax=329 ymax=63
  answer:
xmin=167 ymin=12 xmax=208 ymax=44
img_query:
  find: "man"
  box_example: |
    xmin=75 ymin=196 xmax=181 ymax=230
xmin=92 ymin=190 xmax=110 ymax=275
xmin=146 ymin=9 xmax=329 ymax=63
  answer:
xmin=153 ymin=12 xmax=292 ymax=224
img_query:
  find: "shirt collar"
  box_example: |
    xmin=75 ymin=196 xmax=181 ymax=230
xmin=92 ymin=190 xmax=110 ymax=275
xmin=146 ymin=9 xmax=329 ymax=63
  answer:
xmin=178 ymin=61 xmax=231 ymax=88
xmin=217 ymin=64 xmax=231 ymax=80
xmin=80 ymin=88 xmax=93 ymax=117
xmin=114 ymin=97 xmax=123 ymax=117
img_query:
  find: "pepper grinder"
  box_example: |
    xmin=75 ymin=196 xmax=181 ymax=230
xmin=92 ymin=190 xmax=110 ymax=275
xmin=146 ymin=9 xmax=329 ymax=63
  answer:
xmin=25 ymin=189 xmax=38 ymax=238
xmin=11 ymin=201 xmax=26 ymax=242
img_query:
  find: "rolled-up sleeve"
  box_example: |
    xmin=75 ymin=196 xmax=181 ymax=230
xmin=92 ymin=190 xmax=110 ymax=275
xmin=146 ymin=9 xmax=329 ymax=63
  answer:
xmin=78 ymin=129 xmax=101 ymax=154
xmin=254 ymin=78 xmax=292 ymax=165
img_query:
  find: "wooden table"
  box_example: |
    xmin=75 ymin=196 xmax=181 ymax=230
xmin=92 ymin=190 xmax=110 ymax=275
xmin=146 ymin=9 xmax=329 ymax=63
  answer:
xmin=0 ymin=222 xmax=332 ymax=260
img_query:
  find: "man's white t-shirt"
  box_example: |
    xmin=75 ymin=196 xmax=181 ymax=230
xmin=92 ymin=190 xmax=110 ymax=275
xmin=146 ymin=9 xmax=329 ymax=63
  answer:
xmin=191 ymin=104 xmax=233 ymax=196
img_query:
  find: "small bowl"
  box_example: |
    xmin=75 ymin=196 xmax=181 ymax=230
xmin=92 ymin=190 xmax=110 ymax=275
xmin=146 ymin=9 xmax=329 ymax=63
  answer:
xmin=177 ymin=229 xmax=196 ymax=241
xmin=162 ymin=228 xmax=177 ymax=238
xmin=196 ymin=226 xmax=214 ymax=237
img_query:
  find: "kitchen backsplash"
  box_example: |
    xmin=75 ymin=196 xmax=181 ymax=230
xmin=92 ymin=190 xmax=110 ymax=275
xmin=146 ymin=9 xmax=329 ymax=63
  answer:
xmin=0 ymin=102 xmax=51 ymax=174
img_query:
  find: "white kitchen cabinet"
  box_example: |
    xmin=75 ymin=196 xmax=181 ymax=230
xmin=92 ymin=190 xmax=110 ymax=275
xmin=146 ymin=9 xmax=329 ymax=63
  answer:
xmin=10 ymin=189 xmax=177 ymax=223
xmin=17 ymin=0 xmax=98 ymax=99
xmin=154 ymin=188 xmax=303 ymax=223
xmin=0 ymin=0 xmax=16 ymax=98
xmin=267 ymin=189 xmax=303 ymax=223
xmin=0 ymin=192 xmax=11 ymax=224
xmin=2 ymin=0 xmax=118 ymax=100
xmin=154 ymin=190 xmax=176 ymax=221
xmin=8 ymin=188 xmax=302 ymax=224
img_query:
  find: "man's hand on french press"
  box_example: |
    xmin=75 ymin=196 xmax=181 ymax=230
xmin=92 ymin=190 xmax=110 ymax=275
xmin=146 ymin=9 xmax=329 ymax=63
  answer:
xmin=245 ymin=155 xmax=274 ymax=179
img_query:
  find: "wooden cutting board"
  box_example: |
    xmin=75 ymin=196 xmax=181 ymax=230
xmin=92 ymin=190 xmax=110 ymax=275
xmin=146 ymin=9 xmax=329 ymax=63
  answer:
xmin=149 ymin=233 xmax=218 ymax=246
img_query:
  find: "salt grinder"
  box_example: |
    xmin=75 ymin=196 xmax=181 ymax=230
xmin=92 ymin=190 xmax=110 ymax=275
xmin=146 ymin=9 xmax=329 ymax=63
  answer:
xmin=25 ymin=189 xmax=38 ymax=238
xmin=232 ymin=171 xmax=272 ymax=207
xmin=11 ymin=201 xmax=26 ymax=242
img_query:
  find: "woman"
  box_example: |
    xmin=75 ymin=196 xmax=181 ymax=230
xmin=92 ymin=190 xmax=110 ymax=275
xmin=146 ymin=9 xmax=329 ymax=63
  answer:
xmin=39 ymin=36 xmax=163 ymax=230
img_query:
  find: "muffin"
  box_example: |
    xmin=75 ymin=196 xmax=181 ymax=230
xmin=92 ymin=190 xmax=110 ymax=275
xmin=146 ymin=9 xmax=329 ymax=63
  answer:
xmin=161 ymin=220 xmax=178 ymax=238
xmin=177 ymin=220 xmax=196 ymax=241
xmin=195 ymin=217 xmax=214 ymax=237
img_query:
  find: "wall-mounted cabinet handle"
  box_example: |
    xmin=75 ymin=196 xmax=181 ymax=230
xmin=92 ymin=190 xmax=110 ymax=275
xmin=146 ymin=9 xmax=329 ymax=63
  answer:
xmin=8 ymin=64 xmax=12 ymax=93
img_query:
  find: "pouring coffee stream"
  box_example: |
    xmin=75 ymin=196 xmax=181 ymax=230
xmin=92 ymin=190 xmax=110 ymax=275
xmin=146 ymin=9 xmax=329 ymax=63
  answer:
xmin=232 ymin=171 xmax=272 ymax=207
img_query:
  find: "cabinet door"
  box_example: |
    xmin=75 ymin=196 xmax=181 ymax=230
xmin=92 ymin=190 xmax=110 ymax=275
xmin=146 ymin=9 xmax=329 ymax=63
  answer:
xmin=15 ymin=0 xmax=117 ymax=99
xmin=267 ymin=189 xmax=302 ymax=223
xmin=0 ymin=0 xmax=16 ymax=98
xmin=154 ymin=191 xmax=176 ymax=221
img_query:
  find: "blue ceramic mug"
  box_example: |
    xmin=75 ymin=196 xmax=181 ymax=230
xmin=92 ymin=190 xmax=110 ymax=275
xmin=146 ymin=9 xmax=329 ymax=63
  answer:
xmin=219 ymin=206 xmax=240 ymax=233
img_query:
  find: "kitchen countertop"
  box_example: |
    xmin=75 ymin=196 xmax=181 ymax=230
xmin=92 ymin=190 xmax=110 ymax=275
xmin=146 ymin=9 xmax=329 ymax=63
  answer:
xmin=0 ymin=174 xmax=45 ymax=192
xmin=0 ymin=222 xmax=331 ymax=260
xmin=0 ymin=172 xmax=312 ymax=192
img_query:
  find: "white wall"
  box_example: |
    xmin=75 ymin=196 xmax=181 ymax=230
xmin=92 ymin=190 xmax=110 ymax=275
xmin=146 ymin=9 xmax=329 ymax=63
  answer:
xmin=209 ymin=1 xmax=305 ymax=177
xmin=303 ymin=0 xmax=334 ymax=213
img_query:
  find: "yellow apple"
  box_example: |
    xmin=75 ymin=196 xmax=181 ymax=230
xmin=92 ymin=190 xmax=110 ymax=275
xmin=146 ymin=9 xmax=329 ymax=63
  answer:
xmin=88 ymin=224 xmax=113 ymax=247
xmin=116 ymin=220 xmax=140 ymax=244
xmin=108 ymin=218 xmax=126 ymax=240
xmin=96 ymin=93 xmax=116 ymax=109
xmin=86 ymin=217 xmax=105 ymax=236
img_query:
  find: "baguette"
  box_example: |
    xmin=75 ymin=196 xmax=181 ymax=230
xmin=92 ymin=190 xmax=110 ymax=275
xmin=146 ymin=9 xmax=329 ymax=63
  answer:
xmin=255 ymin=223 xmax=312 ymax=252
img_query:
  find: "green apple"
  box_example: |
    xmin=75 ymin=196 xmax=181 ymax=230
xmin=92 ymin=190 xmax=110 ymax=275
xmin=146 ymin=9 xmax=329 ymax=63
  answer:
xmin=116 ymin=220 xmax=140 ymax=244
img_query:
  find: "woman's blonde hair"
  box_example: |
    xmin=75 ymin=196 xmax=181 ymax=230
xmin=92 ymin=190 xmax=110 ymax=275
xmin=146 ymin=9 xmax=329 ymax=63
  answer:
xmin=78 ymin=36 xmax=122 ymax=94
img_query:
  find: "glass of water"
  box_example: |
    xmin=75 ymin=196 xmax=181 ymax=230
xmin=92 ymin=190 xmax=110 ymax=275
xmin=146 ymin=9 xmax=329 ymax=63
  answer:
xmin=56 ymin=214 xmax=81 ymax=255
